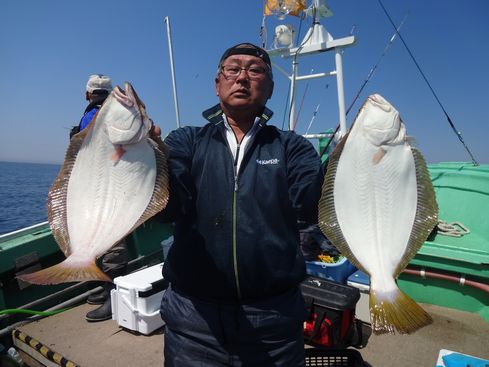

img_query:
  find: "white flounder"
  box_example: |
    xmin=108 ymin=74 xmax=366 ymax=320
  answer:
xmin=18 ymin=83 xmax=169 ymax=284
xmin=318 ymin=94 xmax=438 ymax=334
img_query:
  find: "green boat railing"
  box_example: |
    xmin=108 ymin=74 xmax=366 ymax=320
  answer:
xmin=0 ymin=219 xmax=172 ymax=331
xmin=399 ymin=162 xmax=489 ymax=321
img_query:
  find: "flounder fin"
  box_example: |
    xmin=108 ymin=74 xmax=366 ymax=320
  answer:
xmin=47 ymin=127 xmax=91 ymax=257
xmin=111 ymin=145 xmax=126 ymax=161
xmin=131 ymin=135 xmax=170 ymax=230
xmin=16 ymin=260 xmax=111 ymax=285
xmin=369 ymin=288 xmax=433 ymax=334
xmin=395 ymin=147 xmax=438 ymax=275
xmin=372 ymin=147 xmax=386 ymax=164
xmin=318 ymin=133 xmax=366 ymax=272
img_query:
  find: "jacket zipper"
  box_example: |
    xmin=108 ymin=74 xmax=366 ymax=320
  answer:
xmin=232 ymin=144 xmax=241 ymax=299
xmin=229 ymin=124 xmax=263 ymax=301
xmin=226 ymin=122 xmax=263 ymax=301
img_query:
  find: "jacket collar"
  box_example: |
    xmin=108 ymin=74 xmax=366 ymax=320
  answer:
xmin=84 ymin=94 xmax=108 ymax=114
xmin=202 ymin=104 xmax=274 ymax=127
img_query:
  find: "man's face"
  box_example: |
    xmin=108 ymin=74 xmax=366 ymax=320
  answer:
xmin=215 ymin=54 xmax=274 ymax=112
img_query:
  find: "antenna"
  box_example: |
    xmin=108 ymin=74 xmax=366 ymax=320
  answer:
xmin=164 ymin=16 xmax=181 ymax=129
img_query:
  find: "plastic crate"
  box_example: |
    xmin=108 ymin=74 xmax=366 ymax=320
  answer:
xmin=305 ymin=348 xmax=366 ymax=367
xmin=306 ymin=257 xmax=357 ymax=283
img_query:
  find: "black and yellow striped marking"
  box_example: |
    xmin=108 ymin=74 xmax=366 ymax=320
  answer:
xmin=12 ymin=329 xmax=80 ymax=367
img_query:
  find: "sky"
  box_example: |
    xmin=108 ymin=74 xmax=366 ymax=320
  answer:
xmin=1 ymin=0 xmax=488 ymax=165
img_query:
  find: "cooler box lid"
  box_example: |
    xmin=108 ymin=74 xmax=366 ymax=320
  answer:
xmin=114 ymin=263 xmax=164 ymax=292
xmin=347 ymin=270 xmax=370 ymax=286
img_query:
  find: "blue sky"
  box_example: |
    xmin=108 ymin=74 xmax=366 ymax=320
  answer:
xmin=1 ymin=0 xmax=488 ymax=165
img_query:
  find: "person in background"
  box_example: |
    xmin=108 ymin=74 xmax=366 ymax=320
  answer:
xmin=156 ymin=43 xmax=324 ymax=366
xmin=70 ymin=74 xmax=130 ymax=322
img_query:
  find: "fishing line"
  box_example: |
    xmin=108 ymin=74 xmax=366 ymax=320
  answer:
xmin=377 ymin=0 xmax=479 ymax=166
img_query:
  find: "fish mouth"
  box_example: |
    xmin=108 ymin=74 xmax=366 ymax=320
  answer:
xmin=113 ymin=83 xmax=148 ymax=120
xmin=368 ymin=94 xmax=392 ymax=113
xmin=113 ymin=84 xmax=134 ymax=108
xmin=106 ymin=82 xmax=152 ymax=145
xmin=360 ymin=94 xmax=402 ymax=145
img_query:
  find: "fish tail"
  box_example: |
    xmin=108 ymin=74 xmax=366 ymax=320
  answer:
xmin=369 ymin=288 xmax=433 ymax=334
xmin=17 ymin=260 xmax=111 ymax=285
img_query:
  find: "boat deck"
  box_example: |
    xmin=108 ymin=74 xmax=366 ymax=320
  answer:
xmin=12 ymin=302 xmax=489 ymax=367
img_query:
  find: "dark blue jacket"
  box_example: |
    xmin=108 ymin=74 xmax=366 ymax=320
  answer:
xmin=160 ymin=104 xmax=323 ymax=302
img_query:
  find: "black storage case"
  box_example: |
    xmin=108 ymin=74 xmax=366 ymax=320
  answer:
xmin=301 ymin=276 xmax=360 ymax=309
xmin=300 ymin=276 xmax=361 ymax=348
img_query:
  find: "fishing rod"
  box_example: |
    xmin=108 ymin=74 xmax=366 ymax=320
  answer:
xmin=318 ymin=14 xmax=408 ymax=159
xmin=377 ymin=0 xmax=479 ymax=166
xmin=347 ymin=13 xmax=408 ymax=117
xmin=306 ymin=104 xmax=321 ymax=135
xmin=292 ymin=83 xmax=310 ymax=130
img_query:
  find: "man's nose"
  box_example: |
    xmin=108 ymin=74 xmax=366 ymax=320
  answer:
xmin=235 ymin=68 xmax=249 ymax=82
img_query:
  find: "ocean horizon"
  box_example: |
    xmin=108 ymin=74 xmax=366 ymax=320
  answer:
xmin=0 ymin=161 xmax=61 ymax=235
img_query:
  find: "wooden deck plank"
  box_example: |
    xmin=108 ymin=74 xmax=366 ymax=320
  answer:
xmin=15 ymin=303 xmax=164 ymax=367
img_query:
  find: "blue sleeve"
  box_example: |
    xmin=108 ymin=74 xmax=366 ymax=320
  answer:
xmin=79 ymin=108 xmax=98 ymax=131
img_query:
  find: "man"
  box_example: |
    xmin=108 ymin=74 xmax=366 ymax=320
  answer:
xmin=71 ymin=74 xmax=129 ymax=322
xmin=158 ymin=43 xmax=323 ymax=366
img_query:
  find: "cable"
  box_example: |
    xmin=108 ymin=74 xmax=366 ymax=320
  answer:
xmin=287 ymin=14 xmax=314 ymax=131
xmin=377 ymin=0 xmax=479 ymax=166
xmin=0 ymin=308 xmax=70 ymax=316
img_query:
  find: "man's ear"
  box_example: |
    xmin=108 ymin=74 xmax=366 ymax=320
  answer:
xmin=268 ymin=81 xmax=274 ymax=100
xmin=85 ymin=91 xmax=91 ymax=101
xmin=215 ymin=77 xmax=220 ymax=96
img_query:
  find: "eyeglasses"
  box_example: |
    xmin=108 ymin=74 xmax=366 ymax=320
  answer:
xmin=220 ymin=64 xmax=270 ymax=80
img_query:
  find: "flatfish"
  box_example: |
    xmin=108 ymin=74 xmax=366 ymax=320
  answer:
xmin=18 ymin=82 xmax=169 ymax=284
xmin=318 ymin=94 xmax=438 ymax=334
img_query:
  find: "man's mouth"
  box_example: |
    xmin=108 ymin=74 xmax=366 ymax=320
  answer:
xmin=232 ymin=89 xmax=250 ymax=96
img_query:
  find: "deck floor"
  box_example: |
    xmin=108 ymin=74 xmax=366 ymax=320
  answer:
xmin=13 ymin=302 xmax=489 ymax=367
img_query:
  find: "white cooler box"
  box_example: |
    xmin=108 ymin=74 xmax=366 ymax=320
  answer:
xmin=111 ymin=262 xmax=168 ymax=335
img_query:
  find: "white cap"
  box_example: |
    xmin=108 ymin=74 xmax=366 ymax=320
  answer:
xmin=86 ymin=74 xmax=113 ymax=93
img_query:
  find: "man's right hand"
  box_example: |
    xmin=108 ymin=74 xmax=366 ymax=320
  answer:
xmin=150 ymin=124 xmax=162 ymax=138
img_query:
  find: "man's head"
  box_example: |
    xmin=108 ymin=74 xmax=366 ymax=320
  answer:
xmin=86 ymin=74 xmax=113 ymax=101
xmin=215 ymin=43 xmax=274 ymax=116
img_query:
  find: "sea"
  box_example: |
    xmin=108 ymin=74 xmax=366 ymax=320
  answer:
xmin=0 ymin=161 xmax=61 ymax=235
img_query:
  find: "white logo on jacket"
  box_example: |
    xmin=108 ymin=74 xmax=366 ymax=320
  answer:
xmin=256 ymin=158 xmax=280 ymax=165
